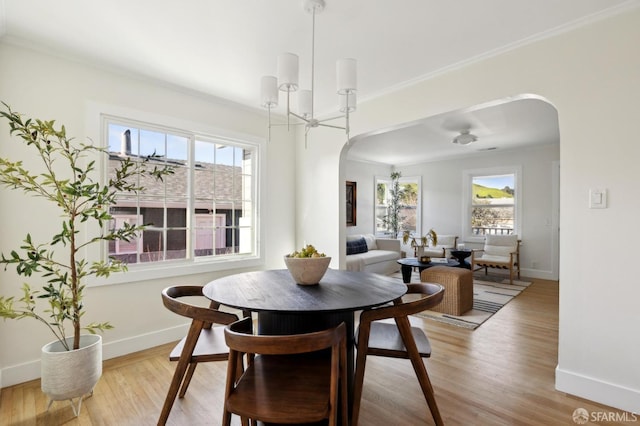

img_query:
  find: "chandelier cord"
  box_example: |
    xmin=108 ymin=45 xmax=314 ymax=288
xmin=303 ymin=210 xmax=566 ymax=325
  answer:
xmin=310 ymin=7 xmax=316 ymax=121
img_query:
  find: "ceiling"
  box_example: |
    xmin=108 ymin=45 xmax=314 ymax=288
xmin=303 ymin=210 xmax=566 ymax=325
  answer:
xmin=346 ymin=96 xmax=560 ymax=165
xmin=1 ymin=0 xmax=636 ymax=164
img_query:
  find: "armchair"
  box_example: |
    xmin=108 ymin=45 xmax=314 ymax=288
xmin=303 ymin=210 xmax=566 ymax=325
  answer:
xmin=471 ymin=234 xmax=521 ymax=284
xmin=421 ymin=234 xmax=458 ymax=258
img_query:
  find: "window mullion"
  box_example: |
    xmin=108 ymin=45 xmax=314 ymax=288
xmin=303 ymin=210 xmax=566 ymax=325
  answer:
xmin=187 ymin=135 xmax=195 ymax=260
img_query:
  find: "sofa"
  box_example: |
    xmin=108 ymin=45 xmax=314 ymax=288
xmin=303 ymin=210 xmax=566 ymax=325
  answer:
xmin=346 ymin=234 xmax=401 ymax=275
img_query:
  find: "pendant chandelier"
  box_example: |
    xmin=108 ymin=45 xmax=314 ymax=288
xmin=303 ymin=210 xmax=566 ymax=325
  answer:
xmin=260 ymin=0 xmax=357 ymax=145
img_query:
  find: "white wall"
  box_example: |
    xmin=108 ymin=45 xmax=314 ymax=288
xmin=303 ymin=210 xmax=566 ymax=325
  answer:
xmin=304 ymin=8 xmax=640 ymax=412
xmin=390 ymin=143 xmax=558 ymax=280
xmin=0 ymin=43 xmax=297 ymax=387
xmin=345 ymin=160 xmax=392 ymax=236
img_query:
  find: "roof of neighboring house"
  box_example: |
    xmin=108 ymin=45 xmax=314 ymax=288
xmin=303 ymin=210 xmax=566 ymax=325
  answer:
xmin=108 ymin=154 xmax=246 ymax=210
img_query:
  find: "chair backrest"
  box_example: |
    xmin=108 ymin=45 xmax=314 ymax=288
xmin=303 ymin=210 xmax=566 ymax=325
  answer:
xmin=483 ymin=234 xmax=519 ymax=257
xmin=225 ymin=317 xmax=346 ymax=355
xmin=430 ymin=235 xmax=457 ymax=248
xmin=162 ymin=285 xmax=239 ymax=325
xmin=359 ymin=283 xmax=444 ymax=324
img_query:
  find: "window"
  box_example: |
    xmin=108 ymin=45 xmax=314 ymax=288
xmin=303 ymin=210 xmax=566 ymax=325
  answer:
xmin=104 ymin=116 xmax=259 ymax=268
xmin=463 ymin=167 xmax=521 ymax=240
xmin=375 ymin=175 xmax=421 ymax=237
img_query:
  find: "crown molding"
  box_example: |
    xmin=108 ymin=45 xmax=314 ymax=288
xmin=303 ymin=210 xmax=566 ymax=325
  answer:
xmin=362 ymin=0 xmax=640 ymax=106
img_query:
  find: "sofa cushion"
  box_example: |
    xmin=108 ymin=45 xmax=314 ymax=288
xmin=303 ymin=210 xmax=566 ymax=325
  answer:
xmin=347 ymin=233 xmax=378 ymax=251
xmin=354 ymin=250 xmax=400 ymax=265
xmin=362 ymin=234 xmax=378 ymax=250
xmin=347 ymin=237 xmax=368 ymax=255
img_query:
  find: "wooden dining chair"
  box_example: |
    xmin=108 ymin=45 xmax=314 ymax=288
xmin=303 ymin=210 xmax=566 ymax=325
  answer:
xmin=222 ymin=317 xmax=348 ymax=426
xmin=352 ymin=283 xmax=445 ymax=426
xmin=159 ymin=285 xmax=240 ymax=425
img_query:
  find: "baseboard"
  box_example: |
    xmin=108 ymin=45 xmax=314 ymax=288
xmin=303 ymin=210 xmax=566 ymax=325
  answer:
xmin=474 ymin=267 xmax=556 ymax=281
xmin=0 ymin=325 xmax=188 ymax=389
xmin=520 ymin=267 xmax=557 ymax=281
xmin=556 ymin=366 xmax=640 ymax=414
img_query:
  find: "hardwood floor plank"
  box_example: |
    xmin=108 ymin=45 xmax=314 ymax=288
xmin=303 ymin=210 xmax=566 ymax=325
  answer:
xmin=0 ymin=278 xmax=630 ymax=425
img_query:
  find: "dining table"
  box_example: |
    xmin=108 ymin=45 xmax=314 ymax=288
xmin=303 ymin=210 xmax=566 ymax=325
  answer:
xmin=202 ymin=268 xmax=407 ymax=412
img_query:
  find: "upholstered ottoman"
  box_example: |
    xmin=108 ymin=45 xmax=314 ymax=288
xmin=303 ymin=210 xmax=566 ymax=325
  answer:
xmin=420 ymin=266 xmax=473 ymax=315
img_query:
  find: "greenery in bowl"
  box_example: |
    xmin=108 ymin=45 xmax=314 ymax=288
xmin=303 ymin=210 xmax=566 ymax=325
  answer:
xmin=286 ymin=244 xmax=327 ymax=258
xmin=284 ymin=245 xmax=330 ymax=285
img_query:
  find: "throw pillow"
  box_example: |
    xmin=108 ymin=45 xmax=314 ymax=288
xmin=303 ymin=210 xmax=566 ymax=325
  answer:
xmin=346 ymin=237 xmax=369 ymax=255
xmin=362 ymin=234 xmax=378 ymax=251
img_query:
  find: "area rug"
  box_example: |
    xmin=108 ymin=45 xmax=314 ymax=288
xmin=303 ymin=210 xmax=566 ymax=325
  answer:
xmin=391 ymin=271 xmax=531 ymax=329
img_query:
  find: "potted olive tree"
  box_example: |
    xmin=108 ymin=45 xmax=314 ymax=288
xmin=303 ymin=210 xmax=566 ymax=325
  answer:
xmin=0 ymin=104 xmax=171 ymax=415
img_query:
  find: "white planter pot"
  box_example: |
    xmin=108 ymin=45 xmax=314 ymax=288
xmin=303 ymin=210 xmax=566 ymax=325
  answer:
xmin=41 ymin=334 xmax=102 ymax=416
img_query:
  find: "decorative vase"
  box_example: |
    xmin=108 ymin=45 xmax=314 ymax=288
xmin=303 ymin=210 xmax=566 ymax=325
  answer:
xmin=284 ymin=256 xmax=332 ymax=285
xmin=41 ymin=334 xmax=102 ymax=416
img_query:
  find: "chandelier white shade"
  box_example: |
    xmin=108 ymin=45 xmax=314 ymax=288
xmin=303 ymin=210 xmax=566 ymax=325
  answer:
xmin=337 ymin=58 xmax=357 ymax=94
xmin=260 ymin=0 xmax=357 ymax=143
xmin=277 ymin=53 xmax=299 ymax=91
xmin=298 ymin=90 xmax=313 ymax=118
xmin=260 ymin=76 xmax=278 ymax=107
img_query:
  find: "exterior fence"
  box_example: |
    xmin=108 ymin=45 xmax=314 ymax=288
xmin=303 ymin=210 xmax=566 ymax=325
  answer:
xmin=472 ymin=227 xmax=514 ymax=235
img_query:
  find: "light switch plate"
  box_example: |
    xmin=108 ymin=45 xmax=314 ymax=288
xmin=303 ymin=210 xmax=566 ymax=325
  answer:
xmin=589 ymin=188 xmax=607 ymax=209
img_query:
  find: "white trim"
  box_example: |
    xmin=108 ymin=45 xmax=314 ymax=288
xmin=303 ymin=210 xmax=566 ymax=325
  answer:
xmin=551 ymin=160 xmax=560 ymax=280
xmin=462 ymin=166 xmax=522 ymax=243
xmin=84 ymin=101 xmax=266 ymax=286
xmin=373 ymin=174 xmax=421 ymax=237
xmin=0 ymin=325 xmax=189 ymax=388
xmin=358 ymin=2 xmax=640 ymax=108
xmin=556 ymin=366 xmax=640 ymax=414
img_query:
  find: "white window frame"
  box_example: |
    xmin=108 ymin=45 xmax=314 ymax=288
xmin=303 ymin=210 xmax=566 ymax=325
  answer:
xmin=462 ymin=166 xmax=521 ymax=243
xmin=85 ymin=102 xmax=265 ymax=286
xmin=374 ymin=175 xmax=422 ymax=237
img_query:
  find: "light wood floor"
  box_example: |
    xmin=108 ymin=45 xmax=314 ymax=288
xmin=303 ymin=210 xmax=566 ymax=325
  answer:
xmin=0 ymin=277 xmax=623 ymax=425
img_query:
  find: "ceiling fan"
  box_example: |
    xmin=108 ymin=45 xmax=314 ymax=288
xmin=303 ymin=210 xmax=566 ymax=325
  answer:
xmin=452 ymin=129 xmax=478 ymax=145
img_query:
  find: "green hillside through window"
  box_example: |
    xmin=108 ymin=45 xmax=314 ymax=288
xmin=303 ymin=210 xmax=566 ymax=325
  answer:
xmin=473 ymin=184 xmax=514 ymax=199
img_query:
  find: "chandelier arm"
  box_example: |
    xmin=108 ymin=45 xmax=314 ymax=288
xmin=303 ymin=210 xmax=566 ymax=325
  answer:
xmin=317 ymin=122 xmax=346 ymax=130
xmin=305 ymin=126 xmax=310 ymax=149
xmin=289 ymin=111 xmax=312 ymax=124
xmin=315 ymin=114 xmax=346 ymax=124
xmin=270 ymin=122 xmax=307 ymax=127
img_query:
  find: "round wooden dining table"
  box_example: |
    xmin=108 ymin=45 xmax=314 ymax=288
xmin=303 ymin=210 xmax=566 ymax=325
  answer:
xmin=203 ymin=268 xmax=407 ymax=409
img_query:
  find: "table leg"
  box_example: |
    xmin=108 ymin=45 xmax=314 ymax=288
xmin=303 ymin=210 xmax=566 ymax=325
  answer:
xmin=401 ymin=264 xmax=412 ymax=283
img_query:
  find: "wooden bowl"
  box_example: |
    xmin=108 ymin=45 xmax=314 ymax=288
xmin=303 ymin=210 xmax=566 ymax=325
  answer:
xmin=284 ymin=256 xmax=331 ymax=285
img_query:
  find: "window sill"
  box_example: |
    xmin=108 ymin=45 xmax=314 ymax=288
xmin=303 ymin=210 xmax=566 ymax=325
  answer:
xmin=89 ymin=255 xmax=264 ymax=287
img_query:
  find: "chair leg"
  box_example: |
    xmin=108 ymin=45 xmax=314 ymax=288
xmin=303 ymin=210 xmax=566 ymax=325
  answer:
xmin=159 ymin=359 xmax=189 ymax=425
xmin=222 ymin=350 xmax=239 ymax=426
xmin=159 ymin=322 xmax=203 ymax=425
xmin=396 ymin=317 xmax=444 ymax=426
xmin=351 ymin=324 xmax=371 ymax=426
xmin=178 ymin=362 xmax=197 ymax=398
xmin=340 ymin=340 xmax=349 ymax=426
